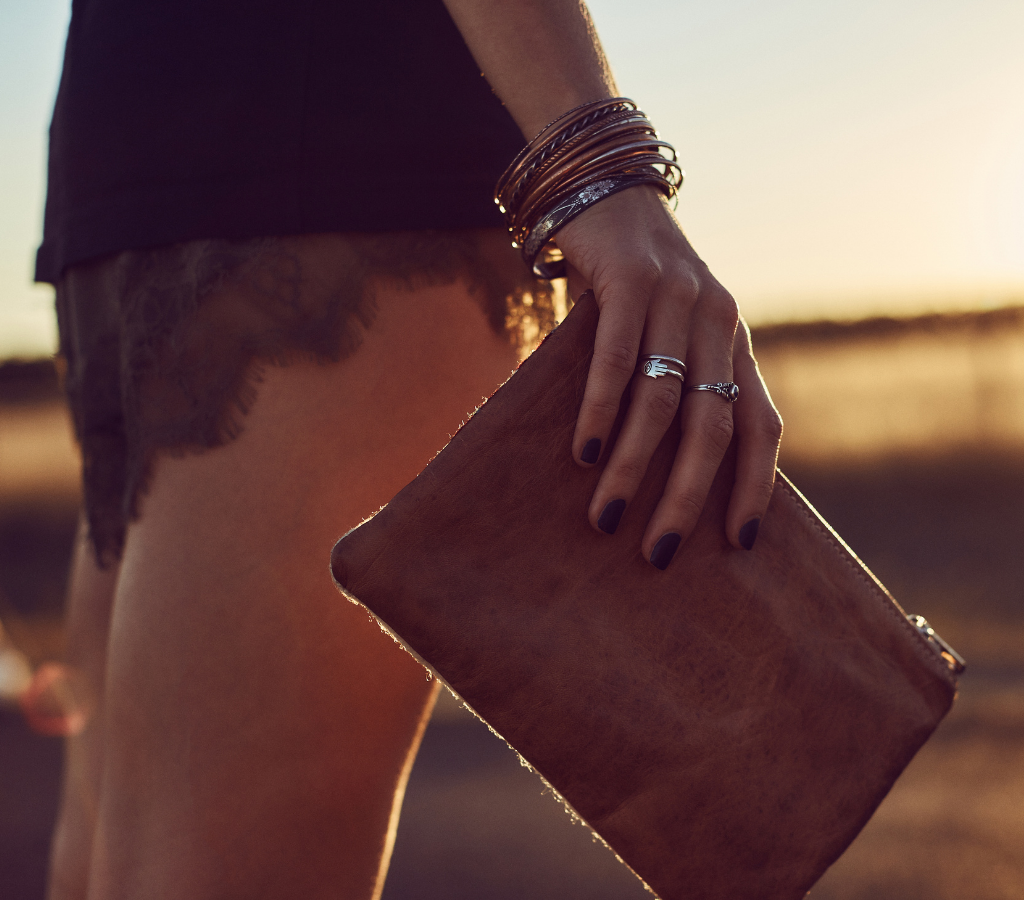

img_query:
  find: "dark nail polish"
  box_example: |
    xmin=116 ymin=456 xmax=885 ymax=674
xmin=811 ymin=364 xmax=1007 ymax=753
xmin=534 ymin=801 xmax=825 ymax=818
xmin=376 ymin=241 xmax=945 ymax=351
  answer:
xmin=580 ymin=437 xmax=601 ymax=464
xmin=739 ymin=517 xmax=761 ymax=551
xmin=597 ymin=499 xmax=626 ymax=535
xmin=650 ymin=533 xmax=682 ymax=570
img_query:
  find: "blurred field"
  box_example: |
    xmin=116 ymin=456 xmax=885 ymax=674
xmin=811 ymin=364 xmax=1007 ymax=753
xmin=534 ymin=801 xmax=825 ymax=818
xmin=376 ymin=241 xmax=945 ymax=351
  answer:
xmin=1 ymin=306 xmax=1023 ymax=899
xmin=757 ymin=305 xmax=1024 ymax=462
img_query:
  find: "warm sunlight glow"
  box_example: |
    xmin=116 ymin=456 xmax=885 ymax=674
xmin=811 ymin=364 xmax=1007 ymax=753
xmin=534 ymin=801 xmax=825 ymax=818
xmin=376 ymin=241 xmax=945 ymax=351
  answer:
xmin=2 ymin=0 xmax=1024 ymax=357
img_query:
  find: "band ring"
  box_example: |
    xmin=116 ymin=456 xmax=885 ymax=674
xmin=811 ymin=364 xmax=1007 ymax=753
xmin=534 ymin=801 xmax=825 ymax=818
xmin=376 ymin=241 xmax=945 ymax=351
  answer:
xmin=686 ymin=382 xmax=740 ymax=402
xmin=638 ymin=354 xmax=687 ymax=383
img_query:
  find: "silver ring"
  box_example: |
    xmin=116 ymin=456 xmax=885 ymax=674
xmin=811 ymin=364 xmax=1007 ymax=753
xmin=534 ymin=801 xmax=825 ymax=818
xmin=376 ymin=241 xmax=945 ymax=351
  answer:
xmin=638 ymin=355 xmax=687 ymax=382
xmin=686 ymin=382 xmax=739 ymax=402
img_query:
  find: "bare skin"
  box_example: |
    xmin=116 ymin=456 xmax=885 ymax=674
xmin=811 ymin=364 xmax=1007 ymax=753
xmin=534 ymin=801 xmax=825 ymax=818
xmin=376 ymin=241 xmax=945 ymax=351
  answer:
xmin=445 ymin=0 xmax=782 ymax=563
xmin=47 ymin=522 xmax=116 ymax=900
xmin=49 ymin=3 xmax=783 ymax=897
xmin=49 ymin=276 xmax=519 ymax=900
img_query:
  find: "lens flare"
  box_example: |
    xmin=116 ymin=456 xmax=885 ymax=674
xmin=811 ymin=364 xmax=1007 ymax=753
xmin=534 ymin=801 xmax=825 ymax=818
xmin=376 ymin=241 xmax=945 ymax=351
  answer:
xmin=19 ymin=662 xmax=92 ymax=737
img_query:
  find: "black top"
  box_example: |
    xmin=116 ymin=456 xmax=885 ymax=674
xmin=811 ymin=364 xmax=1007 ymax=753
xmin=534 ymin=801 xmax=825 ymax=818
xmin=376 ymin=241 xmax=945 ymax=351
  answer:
xmin=36 ymin=0 xmax=524 ymax=284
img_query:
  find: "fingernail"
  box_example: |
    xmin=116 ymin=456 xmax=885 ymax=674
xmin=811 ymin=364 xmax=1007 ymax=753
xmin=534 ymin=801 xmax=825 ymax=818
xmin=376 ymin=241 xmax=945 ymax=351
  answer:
xmin=739 ymin=518 xmax=760 ymax=550
xmin=597 ymin=499 xmax=626 ymax=535
xmin=580 ymin=438 xmax=601 ymax=464
xmin=650 ymin=533 xmax=682 ymax=570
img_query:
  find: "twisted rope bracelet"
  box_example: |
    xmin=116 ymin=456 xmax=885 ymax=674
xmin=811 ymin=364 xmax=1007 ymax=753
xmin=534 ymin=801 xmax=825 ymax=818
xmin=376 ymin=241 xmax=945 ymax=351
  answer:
xmin=495 ymin=99 xmax=638 ymax=212
xmin=494 ymin=98 xmax=683 ymax=278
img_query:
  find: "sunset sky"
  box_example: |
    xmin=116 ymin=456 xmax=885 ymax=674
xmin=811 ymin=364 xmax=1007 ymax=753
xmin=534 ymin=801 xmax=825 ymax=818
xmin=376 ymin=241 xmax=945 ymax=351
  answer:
xmin=1 ymin=0 xmax=1022 ymax=358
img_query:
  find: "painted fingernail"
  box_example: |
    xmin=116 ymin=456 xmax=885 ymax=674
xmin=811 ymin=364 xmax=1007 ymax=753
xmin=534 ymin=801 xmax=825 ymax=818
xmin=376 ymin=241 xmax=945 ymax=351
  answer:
xmin=597 ymin=499 xmax=626 ymax=535
xmin=739 ymin=517 xmax=761 ymax=550
xmin=580 ymin=438 xmax=601 ymax=464
xmin=650 ymin=533 xmax=682 ymax=571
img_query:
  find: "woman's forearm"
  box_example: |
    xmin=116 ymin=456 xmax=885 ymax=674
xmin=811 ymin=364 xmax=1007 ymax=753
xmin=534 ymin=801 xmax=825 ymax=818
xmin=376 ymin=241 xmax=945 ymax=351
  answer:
xmin=442 ymin=0 xmax=617 ymax=139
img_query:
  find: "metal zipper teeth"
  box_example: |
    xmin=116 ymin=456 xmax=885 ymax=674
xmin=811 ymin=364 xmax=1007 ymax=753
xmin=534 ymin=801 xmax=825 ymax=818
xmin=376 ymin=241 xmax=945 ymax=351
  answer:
xmin=907 ymin=614 xmax=967 ymax=676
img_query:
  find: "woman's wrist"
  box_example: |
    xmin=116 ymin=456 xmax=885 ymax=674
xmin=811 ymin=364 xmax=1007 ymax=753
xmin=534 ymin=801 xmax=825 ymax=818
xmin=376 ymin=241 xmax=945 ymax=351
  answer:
xmin=495 ymin=98 xmax=683 ymax=277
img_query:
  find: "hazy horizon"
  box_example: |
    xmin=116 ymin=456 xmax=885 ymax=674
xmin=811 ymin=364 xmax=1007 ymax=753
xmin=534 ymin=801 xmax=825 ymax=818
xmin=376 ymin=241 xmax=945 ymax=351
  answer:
xmin=2 ymin=0 xmax=1022 ymax=358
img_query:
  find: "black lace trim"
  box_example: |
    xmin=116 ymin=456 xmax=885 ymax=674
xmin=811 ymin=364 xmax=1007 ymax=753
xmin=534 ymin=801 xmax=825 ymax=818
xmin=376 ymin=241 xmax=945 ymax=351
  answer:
xmin=56 ymin=230 xmax=556 ymax=567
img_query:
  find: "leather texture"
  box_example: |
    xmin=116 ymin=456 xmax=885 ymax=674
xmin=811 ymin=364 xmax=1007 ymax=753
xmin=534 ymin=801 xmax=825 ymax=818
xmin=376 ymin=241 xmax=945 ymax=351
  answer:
xmin=331 ymin=291 xmax=958 ymax=900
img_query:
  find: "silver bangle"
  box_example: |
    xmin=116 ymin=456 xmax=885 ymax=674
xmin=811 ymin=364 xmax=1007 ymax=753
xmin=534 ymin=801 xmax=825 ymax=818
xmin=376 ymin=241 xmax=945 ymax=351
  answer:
xmin=522 ymin=173 xmax=666 ymax=279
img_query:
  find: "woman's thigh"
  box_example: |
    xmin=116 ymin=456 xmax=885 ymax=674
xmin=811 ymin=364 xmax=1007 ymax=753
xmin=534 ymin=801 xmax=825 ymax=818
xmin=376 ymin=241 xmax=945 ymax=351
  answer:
xmin=89 ymin=277 xmax=519 ymax=899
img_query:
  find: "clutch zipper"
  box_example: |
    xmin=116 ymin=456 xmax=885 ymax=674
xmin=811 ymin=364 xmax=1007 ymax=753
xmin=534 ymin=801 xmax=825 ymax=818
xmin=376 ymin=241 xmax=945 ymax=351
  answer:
xmin=907 ymin=614 xmax=966 ymax=676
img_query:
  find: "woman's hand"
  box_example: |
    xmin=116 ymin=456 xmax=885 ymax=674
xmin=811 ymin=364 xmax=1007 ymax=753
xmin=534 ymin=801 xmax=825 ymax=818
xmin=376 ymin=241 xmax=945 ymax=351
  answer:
xmin=441 ymin=0 xmax=782 ymax=566
xmin=557 ymin=184 xmax=783 ymax=567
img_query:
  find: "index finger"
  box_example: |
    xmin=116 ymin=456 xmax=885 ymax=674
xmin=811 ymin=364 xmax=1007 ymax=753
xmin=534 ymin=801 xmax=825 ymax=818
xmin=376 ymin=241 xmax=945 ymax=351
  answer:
xmin=571 ymin=284 xmax=649 ymax=466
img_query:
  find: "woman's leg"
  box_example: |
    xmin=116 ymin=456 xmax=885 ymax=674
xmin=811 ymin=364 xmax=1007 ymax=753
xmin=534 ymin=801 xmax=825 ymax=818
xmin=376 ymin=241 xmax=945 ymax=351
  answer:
xmin=85 ymin=276 xmax=519 ymax=899
xmin=47 ymin=521 xmax=118 ymax=900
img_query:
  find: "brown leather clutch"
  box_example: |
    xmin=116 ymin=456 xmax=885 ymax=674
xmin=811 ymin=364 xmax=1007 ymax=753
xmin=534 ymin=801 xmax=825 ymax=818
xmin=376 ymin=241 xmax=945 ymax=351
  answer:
xmin=330 ymin=290 xmax=963 ymax=900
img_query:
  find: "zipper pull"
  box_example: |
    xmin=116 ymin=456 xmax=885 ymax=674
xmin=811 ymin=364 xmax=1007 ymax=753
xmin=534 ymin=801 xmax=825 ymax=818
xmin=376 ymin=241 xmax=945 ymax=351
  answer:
xmin=908 ymin=615 xmax=966 ymax=676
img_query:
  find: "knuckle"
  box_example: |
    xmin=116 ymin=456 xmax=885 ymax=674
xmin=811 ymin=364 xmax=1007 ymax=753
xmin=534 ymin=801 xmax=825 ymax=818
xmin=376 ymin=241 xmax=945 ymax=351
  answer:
xmin=587 ymin=394 xmax=623 ymax=421
xmin=599 ymin=341 xmax=640 ymax=379
xmin=734 ymin=328 xmax=755 ymax=361
xmin=598 ymin=259 xmax=661 ymax=296
xmin=612 ymin=454 xmax=649 ymax=486
xmin=661 ymin=260 xmax=698 ymax=296
xmin=754 ymin=474 xmax=778 ymax=502
xmin=759 ymin=409 xmax=784 ymax=442
xmin=706 ymin=289 xmax=739 ymax=332
xmin=625 ymin=258 xmax=663 ymax=290
xmin=669 ymin=491 xmax=705 ymax=528
xmin=701 ymin=406 xmax=735 ymax=452
xmin=642 ymin=381 xmax=682 ymax=429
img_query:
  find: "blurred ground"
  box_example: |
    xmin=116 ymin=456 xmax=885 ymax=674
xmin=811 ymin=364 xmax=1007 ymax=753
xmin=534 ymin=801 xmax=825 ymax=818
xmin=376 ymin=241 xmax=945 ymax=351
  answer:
xmin=1 ymin=307 xmax=1023 ymax=899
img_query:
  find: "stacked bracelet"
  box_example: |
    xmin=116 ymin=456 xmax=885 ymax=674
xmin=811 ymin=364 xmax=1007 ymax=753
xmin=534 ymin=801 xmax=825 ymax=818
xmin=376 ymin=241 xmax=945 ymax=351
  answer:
xmin=495 ymin=98 xmax=683 ymax=278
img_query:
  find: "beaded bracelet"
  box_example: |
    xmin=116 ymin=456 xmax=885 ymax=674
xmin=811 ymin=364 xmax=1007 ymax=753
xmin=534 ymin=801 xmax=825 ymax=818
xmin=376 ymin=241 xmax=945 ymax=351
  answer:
xmin=495 ymin=98 xmax=683 ymax=278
